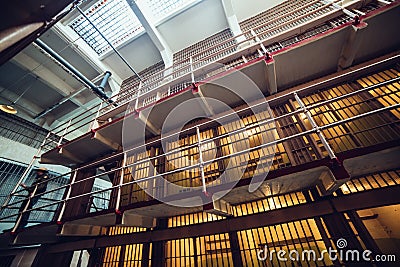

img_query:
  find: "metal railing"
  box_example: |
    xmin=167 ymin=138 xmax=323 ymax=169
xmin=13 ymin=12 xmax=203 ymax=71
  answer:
xmin=1 ymin=0 xmax=399 ymax=231
xmin=0 ymin=160 xmax=69 ymax=228
xmin=1 ymin=66 xmax=399 ymax=229
xmin=37 ymin=0 xmax=380 ymax=149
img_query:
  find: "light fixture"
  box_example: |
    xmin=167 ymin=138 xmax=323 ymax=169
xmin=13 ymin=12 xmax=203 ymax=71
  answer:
xmin=0 ymin=104 xmax=17 ymax=114
xmin=0 ymin=76 xmax=37 ymax=115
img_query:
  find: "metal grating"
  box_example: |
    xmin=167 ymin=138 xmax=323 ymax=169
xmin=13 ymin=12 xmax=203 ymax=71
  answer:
xmin=0 ymin=113 xmax=49 ymax=149
xmin=340 ymin=169 xmax=400 ymax=195
xmin=92 ymin=168 xmax=400 ymax=266
xmin=70 ymin=0 xmax=144 ymax=55
xmin=0 ymin=158 xmax=28 ymax=208
xmin=144 ymin=0 xmax=199 ymax=22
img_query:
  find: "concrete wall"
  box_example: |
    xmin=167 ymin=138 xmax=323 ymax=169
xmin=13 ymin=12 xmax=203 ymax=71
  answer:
xmin=232 ymin=0 xmax=285 ymax=22
xmin=358 ymin=204 xmax=400 ymax=265
xmin=0 ymin=136 xmax=70 ymax=174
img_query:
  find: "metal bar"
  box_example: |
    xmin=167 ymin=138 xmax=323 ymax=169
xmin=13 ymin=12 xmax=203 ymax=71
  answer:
xmin=4 ymin=94 xmax=398 ymax=218
xmin=253 ymin=0 xmax=342 ymax=39
xmin=115 ymin=152 xmax=127 ymax=212
xmin=125 ymin=57 xmax=400 ymax=158
xmin=48 ymin=44 xmax=398 ymax=147
xmin=48 ymin=0 xmax=374 ymax=138
xmin=11 ymin=91 xmax=397 ymax=214
xmin=4 ymin=64 xmax=396 ymax=216
xmin=322 ymin=0 xmax=358 ymax=18
xmin=11 ymin=186 xmax=38 ymax=232
xmin=135 ymin=81 xmax=142 ymax=110
xmin=48 ymin=104 xmax=105 ymax=140
xmin=308 ymin=76 xmax=400 ymax=110
xmin=96 ymin=102 xmax=103 ymax=118
xmin=5 ymin=104 xmax=400 ymax=222
xmin=6 ymin=201 xmax=61 ymax=221
xmin=190 ymin=57 xmax=195 ymax=83
xmin=196 ymin=126 xmax=207 ymax=193
xmin=90 ymin=102 xmax=103 ymax=130
xmin=58 ymin=119 xmax=72 ymax=146
xmin=294 ymin=92 xmax=337 ymax=159
xmin=33 ymin=39 xmax=112 ymax=103
xmin=320 ymin=103 xmax=400 ymax=130
xmin=76 ymin=6 xmax=142 ymax=82
xmin=48 ymin=100 xmax=102 ymax=134
xmin=3 ymin=177 xmax=70 ymax=207
xmin=1 ymin=183 xmax=69 ymax=210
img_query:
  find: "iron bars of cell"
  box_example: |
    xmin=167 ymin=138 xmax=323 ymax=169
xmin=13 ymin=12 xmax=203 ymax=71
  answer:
xmin=41 ymin=0 xmax=363 ymax=148
xmin=2 ymin=70 xmax=399 ymax=225
xmin=3 ymin=71 xmax=400 ymax=202
xmin=294 ymin=92 xmax=336 ymax=159
xmin=49 ymin=97 xmax=400 ymax=217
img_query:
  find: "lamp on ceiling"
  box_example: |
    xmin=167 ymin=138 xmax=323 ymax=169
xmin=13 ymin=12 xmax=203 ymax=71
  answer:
xmin=0 ymin=104 xmax=18 ymax=114
xmin=0 ymin=77 xmax=37 ymax=115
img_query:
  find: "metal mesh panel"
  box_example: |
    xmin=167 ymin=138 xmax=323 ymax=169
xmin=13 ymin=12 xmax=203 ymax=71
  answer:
xmin=0 ymin=113 xmax=48 ymax=149
xmin=144 ymin=0 xmax=198 ymax=21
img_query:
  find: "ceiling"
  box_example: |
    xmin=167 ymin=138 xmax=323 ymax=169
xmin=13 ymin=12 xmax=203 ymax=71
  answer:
xmin=0 ymin=0 xmax=284 ymax=130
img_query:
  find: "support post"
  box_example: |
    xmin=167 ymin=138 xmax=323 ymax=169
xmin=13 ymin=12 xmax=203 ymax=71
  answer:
xmin=58 ymin=119 xmax=71 ymax=146
xmin=11 ymin=186 xmax=38 ymax=232
xmin=190 ymin=56 xmax=195 ymax=83
xmin=294 ymin=92 xmax=336 ymax=159
xmin=57 ymin=170 xmax=78 ymax=223
xmin=115 ymin=152 xmax=127 ymax=214
xmin=196 ymin=126 xmax=207 ymax=193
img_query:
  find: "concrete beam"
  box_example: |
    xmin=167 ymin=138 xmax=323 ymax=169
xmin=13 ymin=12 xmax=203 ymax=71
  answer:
xmin=59 ymin=147 xmax=85 ymax=164
xmin=192 ymin=85 xmax=214 ymax=117
xmin=138 ymin=111 xmax=161 ymax=135
xmin=338 ymin=22 xmax=368 ymax=70
xmin=221 ymin=0 xmax=246 ymax=43
xmin=12 ymin=52 xmax=88 ymax=108
xmin=52 ymin=25 xmax=123 ymax=96
xmin=93 ymin=132 xmax=121 ymax=151
xmin=265 ymin=58 xmax=277 ymax=94
xmin=127 ymin=0 xmax=173 ymax=68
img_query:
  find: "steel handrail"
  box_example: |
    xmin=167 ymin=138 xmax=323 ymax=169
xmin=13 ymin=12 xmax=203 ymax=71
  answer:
xmin=6 ymin=58 xmax=399 ymax=204
xmin=1 ymin=100 xmax=397 ymax=222
xmin=45 ymin=0 xmax=355 ymax=143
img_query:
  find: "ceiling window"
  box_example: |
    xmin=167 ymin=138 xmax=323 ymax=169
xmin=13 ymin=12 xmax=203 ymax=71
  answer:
xmin=144 ymin=0 xmax=200 ymax=22
xmin=69 ymin=0 xmax=144 ymax=55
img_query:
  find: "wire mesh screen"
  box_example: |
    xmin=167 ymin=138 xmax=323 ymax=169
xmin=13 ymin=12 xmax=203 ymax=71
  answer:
xmin=70 ymin=0 xmax=144 ymax=55
xmin=0 ymin=113 xmax=49 ymax=149
xmin=144 ymin=0 xmax=198 ymax=22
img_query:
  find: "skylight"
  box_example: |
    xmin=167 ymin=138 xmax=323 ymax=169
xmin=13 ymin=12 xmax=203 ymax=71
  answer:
xmin=144 ymin=0 xmax=199 ymax=22
xmin=70 ymin=0 xmax=144 ymax=55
